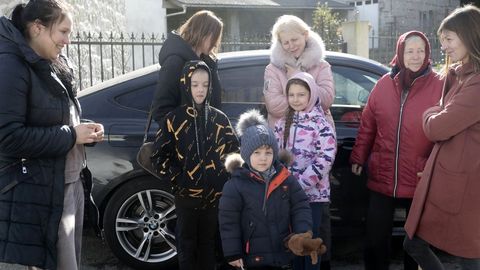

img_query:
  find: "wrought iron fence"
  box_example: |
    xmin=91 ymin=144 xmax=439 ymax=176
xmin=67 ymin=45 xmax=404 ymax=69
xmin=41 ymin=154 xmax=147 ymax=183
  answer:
xmin=66 ymin=32 xmax=165 ymax=90
xmin=67 ymin=32 xmax=349 ymax=90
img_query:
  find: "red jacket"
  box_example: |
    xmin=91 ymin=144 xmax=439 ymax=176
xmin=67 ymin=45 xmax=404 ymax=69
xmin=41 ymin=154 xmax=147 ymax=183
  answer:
xmin=350 ymin=67 xmax=443 ymax=198
xmin=405 ymin=63 xmax=480 ymax=258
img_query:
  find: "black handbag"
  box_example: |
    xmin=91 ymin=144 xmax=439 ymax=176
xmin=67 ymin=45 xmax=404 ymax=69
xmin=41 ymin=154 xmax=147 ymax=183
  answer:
xmin=136 ymin=109 xmax=162 ymax=179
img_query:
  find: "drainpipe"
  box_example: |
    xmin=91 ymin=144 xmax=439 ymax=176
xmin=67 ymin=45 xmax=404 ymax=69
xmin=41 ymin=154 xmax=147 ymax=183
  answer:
xmin=166 ymin=4 xmax=187 ymax=17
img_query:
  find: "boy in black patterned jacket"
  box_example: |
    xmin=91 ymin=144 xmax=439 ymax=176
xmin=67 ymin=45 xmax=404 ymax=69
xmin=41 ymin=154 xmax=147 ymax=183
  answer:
xmin=151 ymin=60 xmax=239 ymax=270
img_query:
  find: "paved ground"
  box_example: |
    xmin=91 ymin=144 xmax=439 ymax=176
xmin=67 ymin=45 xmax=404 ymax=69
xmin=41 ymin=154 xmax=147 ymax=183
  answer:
xmin=0 ymin=227 xmax=460 ymax=270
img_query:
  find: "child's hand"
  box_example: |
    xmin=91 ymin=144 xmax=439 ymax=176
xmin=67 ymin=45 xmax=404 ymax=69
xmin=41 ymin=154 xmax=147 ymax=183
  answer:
xmin=351 ymin=164 xmax=363 ymax=176
xmin=228 ymin=259 xmax=244 ymax=269
xmin=285 ymin=64 xmax=299 ymax=78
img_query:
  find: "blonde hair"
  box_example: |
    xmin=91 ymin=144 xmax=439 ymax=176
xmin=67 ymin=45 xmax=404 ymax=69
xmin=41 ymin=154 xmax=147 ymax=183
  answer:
xmin=271 ymin=15 xmax=310 ymax=44
xmin=178 ymin=10 xmax=223 ymax=55
xmin=438 ymin=4 xmax=480 ymax=75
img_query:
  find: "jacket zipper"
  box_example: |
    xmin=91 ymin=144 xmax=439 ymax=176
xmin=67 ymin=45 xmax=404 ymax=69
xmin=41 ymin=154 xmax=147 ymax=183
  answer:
xmin=290 ymin=112 xmax=299 ymax=153
xmin=393 ymin=88 xmax=410 ymax=197
xmin=21 ymin=158 xmax=27 ymax=174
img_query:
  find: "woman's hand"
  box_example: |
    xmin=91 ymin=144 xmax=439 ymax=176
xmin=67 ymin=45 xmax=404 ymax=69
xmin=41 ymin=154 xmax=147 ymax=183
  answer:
xmin=351 ymin=163 xmax=363 ymax=176
xmin=229 ymin=258 xmax=244 ymax=269
xmin=285 ymin=64 xmax=300 ymax=78
xmin=74 ymin=123 xmax=104 ymax=144
xmin=90 ymin=123 xmax=104 ymax=142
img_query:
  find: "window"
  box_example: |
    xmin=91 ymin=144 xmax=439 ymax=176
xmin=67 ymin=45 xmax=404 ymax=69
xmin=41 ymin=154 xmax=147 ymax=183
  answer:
xmin=114 ymin=83 xmax=156 ymax=112
xmin=331 ymin=65 xmax=380 ymax=122
xmin=356 ymin=1 xmax=363 ymax=5
xmin=220 ymin=65 xmax=266 ymax=103
xmin=219 ymin=65 xmax=267 ymax=121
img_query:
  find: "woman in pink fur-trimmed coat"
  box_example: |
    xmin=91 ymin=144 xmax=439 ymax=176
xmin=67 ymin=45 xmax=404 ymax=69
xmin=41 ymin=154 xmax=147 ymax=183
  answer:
xmin=263 ymin=15 xmax=334 ymax=128
xmin=264 ymin=15 xmax=335 ymax=270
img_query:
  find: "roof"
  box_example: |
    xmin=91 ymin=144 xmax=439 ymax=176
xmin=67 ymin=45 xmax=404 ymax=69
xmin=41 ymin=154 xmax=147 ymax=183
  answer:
xmin=167 ymin=0 xmax=279 ymax=8
xmin=166 ymin=0 xmax=352 ymax=9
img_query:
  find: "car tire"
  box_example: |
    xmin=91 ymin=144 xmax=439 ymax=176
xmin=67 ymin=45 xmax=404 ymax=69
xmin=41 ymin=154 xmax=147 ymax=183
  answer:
xmin=103 ymin=176 xmax=177 ymax=270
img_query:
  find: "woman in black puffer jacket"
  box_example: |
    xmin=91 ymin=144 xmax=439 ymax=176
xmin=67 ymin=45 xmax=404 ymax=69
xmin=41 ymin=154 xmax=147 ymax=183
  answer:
xmin=151 ymin=10 xmax=223 ymax=123
xmin=0 ymin=1 xmax=103 ymax=269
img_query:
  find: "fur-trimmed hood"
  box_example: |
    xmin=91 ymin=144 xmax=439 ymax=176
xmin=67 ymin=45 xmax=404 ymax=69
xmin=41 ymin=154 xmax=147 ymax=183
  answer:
xmin=288 ymin=72 xmax=321 ymax=113
xmin=270 ymin=31 xmax=326 ymax=71
xmin=224 ymin=151 xmax=293 ymax=174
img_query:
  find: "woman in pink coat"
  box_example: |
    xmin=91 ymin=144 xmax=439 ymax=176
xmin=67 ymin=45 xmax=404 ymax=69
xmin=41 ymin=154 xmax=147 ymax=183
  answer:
xmin=264 ymin=15 xmax=335 ymax=128
xmin=264 ymin=15 xmax=335 ymax=269
xmin=263 ymin=15 xmax=335 ymax=270
xmin=404 ymin=5 xmax=480 ymax=270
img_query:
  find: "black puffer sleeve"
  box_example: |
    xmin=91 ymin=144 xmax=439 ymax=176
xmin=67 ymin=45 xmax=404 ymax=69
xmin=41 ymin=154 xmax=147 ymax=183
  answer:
xmin=0 ymin=55 xmax=75 ymax=158
xmin=152 ymin=54 xmax=185 ymax=123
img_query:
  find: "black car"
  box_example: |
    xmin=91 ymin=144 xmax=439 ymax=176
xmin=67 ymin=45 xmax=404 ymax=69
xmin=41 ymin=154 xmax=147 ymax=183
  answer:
xmin=78 ymin=49 xmax=389 ymax=270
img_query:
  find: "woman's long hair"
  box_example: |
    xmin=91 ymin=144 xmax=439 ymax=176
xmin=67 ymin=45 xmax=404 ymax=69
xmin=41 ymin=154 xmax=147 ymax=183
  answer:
xmin=438 ymin=4 xmax=480 ymax=75
xmin=178 ymin=10 xmax=223 ymax=56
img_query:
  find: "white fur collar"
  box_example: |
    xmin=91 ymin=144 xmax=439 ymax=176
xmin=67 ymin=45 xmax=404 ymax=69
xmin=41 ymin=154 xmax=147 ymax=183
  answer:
xmin=270 ymin=31 xmax=326 ymax=70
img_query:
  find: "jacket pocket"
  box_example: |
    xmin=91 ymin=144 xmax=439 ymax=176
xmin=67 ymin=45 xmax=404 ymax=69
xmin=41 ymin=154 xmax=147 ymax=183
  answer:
xmin=0 ymin=161 xmax=21 ymax=194
xmin=428 ymin=163 xmax=467 ymax=214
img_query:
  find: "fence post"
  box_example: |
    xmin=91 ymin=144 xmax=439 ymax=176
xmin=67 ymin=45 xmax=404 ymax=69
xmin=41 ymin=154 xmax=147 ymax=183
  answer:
xmin=141 ymin=33 xmax=146 ymax=68
xmin=151 ymin=33 xmax=156 ymax=64
xmin=130 ymin=33 xmax=135 ymax=71
xmin=87 ymin=32 xmax=93 ymax=87
xmin=76 ymin=32 xmax=82 ymax=90
xmin=110 ymin=32 xmax=114 ymax=79
xmin=120 ymin=33 xmax=125 ymax=74
xmin=99 ymin=32 xmax=104 ymax=82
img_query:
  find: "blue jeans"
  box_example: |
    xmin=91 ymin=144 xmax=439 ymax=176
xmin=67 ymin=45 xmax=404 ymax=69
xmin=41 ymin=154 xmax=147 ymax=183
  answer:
xmin=292 ymin=202 xmax=329 ymax=270
xmin=404 ymin=235 xmax=480 ymax=270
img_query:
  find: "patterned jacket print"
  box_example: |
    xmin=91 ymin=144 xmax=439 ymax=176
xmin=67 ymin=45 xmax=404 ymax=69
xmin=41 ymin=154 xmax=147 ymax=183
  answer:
xmin=152 ymin=61 xmax=239 ymax=208
xmin=274 ymin=73 xmax=337 ymax=203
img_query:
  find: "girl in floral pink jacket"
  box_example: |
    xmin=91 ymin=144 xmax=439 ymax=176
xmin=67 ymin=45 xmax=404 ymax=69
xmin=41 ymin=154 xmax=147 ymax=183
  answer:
xmin=274 ymin=72 xmax=336 ymax=270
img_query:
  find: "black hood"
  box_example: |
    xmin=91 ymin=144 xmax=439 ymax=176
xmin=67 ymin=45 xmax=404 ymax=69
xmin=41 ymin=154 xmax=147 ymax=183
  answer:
xmin=179 ymin=60 xmax=212 ymax=107
xmin=158 ymin=32 xmax=198 ymax=65
xmin=0 ymin=16 xmax=43 ymax=64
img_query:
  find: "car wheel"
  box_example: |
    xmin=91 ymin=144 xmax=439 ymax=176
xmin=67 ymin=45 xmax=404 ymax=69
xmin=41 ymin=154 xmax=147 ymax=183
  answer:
xmin=103 ymin=176 xmax=177 ymax=269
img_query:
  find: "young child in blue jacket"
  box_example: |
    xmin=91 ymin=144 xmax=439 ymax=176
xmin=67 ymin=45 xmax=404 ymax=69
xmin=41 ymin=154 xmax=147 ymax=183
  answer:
xmin=219 ymin=109 xmax=326 ymax=270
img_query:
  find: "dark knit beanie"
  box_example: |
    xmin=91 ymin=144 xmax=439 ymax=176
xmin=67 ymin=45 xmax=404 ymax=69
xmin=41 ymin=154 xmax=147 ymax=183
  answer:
xmin=236 ymin=110 xmax=278 ymax=167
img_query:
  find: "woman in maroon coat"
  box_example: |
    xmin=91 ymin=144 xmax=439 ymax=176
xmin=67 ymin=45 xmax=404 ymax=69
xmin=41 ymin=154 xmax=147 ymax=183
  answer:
xmin=404 ymin=5 xmax=480 ymax=270
xmin=350 ymin=31 xmax=443 ymax=270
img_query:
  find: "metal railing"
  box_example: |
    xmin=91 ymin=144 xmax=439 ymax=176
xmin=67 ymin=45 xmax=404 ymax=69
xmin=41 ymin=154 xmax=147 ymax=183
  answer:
xmin=66 ymin=32 xmax=165 ymax=90
xmin=66 ymin=31 xmax=344 ymax=90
